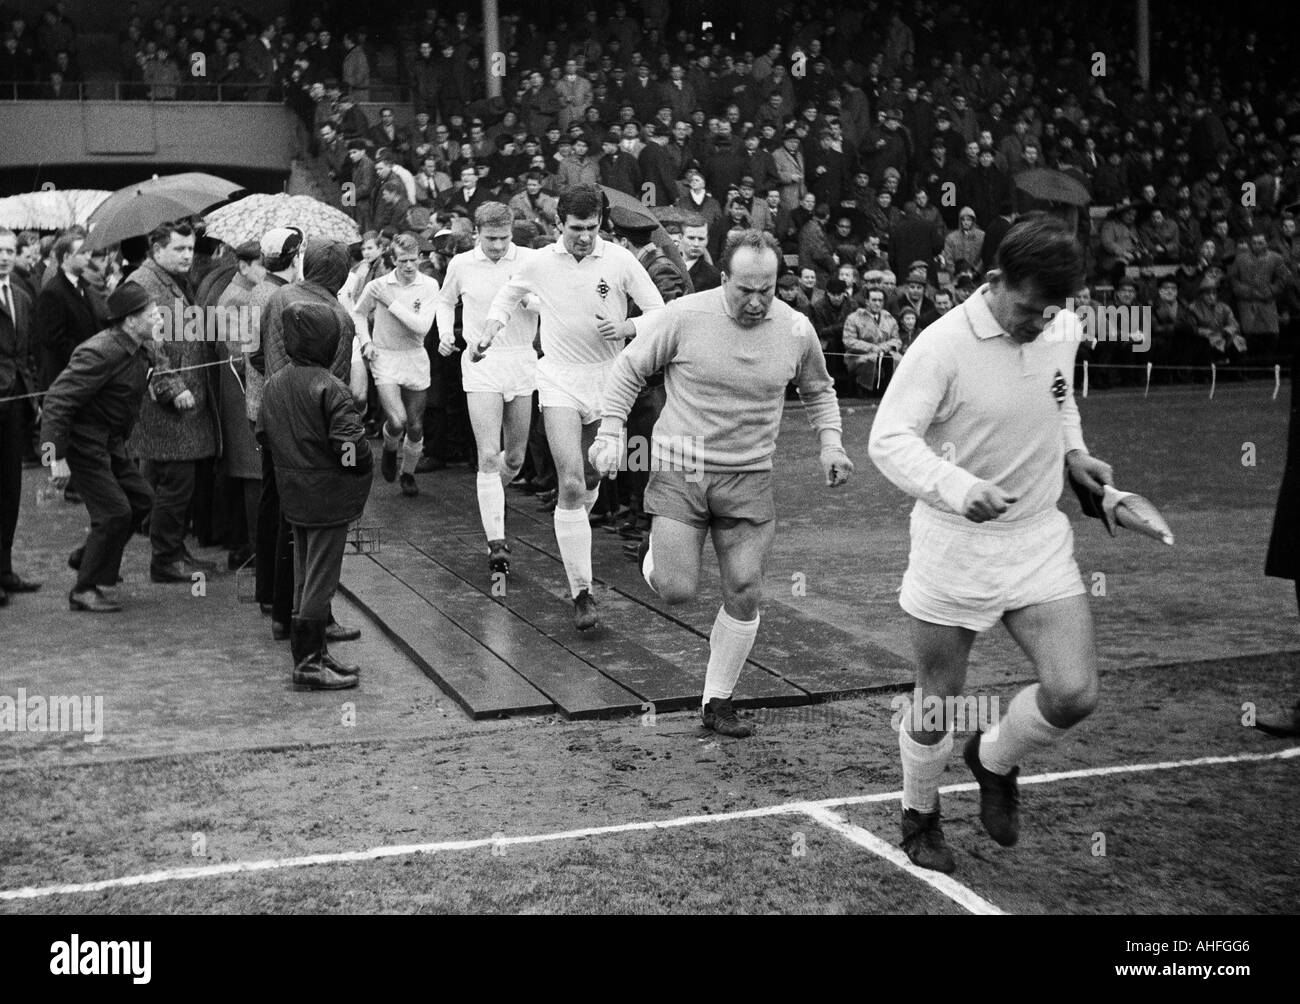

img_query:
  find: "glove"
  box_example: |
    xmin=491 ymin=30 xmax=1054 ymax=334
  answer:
xmin=820 ymin=445 xmax=853 ymax=487
xmin=587 ymin=432 xmax=624 ymax=480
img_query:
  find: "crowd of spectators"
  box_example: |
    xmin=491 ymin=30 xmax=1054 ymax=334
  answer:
xmin=8 ymin=0 xmax=1300 ymax=390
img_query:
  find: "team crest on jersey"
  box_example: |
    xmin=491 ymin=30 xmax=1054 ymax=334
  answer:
xmin=411 ymin=299 xmax=422 ymax=311
xmin=1050 ymin=369 xmax=1068 ymax=408
xmin=596 ymin=277 xmax=610 ymax=300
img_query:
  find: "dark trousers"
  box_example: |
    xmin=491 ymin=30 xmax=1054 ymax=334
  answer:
xmin=68 ymin=443 xmax=153 ymax=592
xmin=141 ymin=459 xmax=197 ymax=566
xmin=292 ymin=523 xmax=348 ymax=622
xmin=0 ymin=401 xmax=25 ymax=574
xmin=256 ymin=446 xmax=295 ymax=621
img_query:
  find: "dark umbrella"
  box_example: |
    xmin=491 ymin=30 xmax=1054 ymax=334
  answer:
xmin=1013 ymin=168 xmax=1091 ymax=207
xmin=86 ymin=172 xmax=244 ymax=250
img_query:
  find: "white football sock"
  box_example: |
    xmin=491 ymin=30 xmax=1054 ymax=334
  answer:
xmin=553 ymin=505 xmax=592 ymax=597
xmin=641 ymin=529 xmax=656 ymax=592
xmin=899 ymin=722 xmax=953 ymax=813
xmin=701 ymin=607 xmax=759 ymax=705
xmin=382 ymin=423 xmax=402 ymax=452
xmin=979 ymin=684 xmax=1067 ymax=776
xmin=400 ymin=436 xmax=423 ymax=475
xmin=478 ymin=471 xmax=506 ymax=541
xmin=496 ymin=451 xmax=513 ymax=488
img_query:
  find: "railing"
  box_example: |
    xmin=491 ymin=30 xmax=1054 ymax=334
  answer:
xmin=0 ymin=80 xmax=414 ymax=103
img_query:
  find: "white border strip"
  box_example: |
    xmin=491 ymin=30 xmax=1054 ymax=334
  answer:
xmin=800 ymin=805 xmax=1007 ymax=915
xmin=1 ymin=746 xmax=1294 ymax=903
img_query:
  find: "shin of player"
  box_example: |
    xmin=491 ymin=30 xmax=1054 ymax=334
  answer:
xmin=870 ymin=215 xmax=1110 ymax=873
xmin=592 ymin=230 xmax=853 ymax=737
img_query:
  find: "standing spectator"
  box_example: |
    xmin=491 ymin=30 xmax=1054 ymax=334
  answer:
xmin=558 ymin=136 xmax=601 ymax=192
xmin=212 ymin=241 xmax=263 ymax=569
xmin=599 ymin=128 xmax=642 ymax=197
xmin=41 ymin=284 xmax=158 ymax=612
xmin=346 ymin=139 xmax=377 ymax=231
xmin=0 ymin=227 xmax=41 ymax=607
xmin=519 ymin=70 xmax=560 ymax=138
xmin=798 ymin=203 xmax=838 ymax=280
xmin=1139 ymin=207 xmax=1182 ymax=265
xmin=943 ymin=208 xmax=985 ymax=273
xmin=341 ymin=32 xmax=368 ymax=102
xmin=1229 ymin=232 xmax=1288 ymax=361
xmin=678 ymin=216 xmax=720 ymax=291
xmin=369 ymin=108 xmax=407 ymax=161
xmin=773 ymin=129 xmax=807 ymax=213
xmin=638 ymin=129 xmax=679 ymax=207
xmin=35 ymin=232 xmax=101 ymax=389
xmin=410 ymin=41 xmax=438 ymax=118
xmin=257 ymin=302 xmax=371 ymax=690
xmin=556 ymin=60 xmax=592 ymax=132
xmin=241 ymin=23 xmax=277 ymax=101
xmin=811 ymin=276 xmax=854 ymax=383
xmin=123 ymin=222 xmax=219 ymax=582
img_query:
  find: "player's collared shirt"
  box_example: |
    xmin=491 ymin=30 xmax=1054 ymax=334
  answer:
xmin=352 ymin=270 xmax=440 ymax=352
xmin=436 ymin=243 xmax=539 ymax=352
xmin=485 ymin=235 xmax=666 ymax=366
xmin=868 ymin=283 xmax=1088 ymax=521
xmin=600 ymin=287 xmax=843 ymax=473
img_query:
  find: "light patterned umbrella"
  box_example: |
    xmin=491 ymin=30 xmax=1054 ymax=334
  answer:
xmin=0 ymin=189 xmax=112 ymax=231
xmin=204 ymin=193 xmax=360 ymax=247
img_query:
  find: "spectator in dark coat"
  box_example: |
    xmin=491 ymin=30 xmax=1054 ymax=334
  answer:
xmin=257 ymin=301 xmax=371 ymax=690
xmin=41 ymin=283 xmax=157 ymax=612
xmin=35 ymin=232 xmax=102 ymax=389
xmin=123 ymin=223 xmax=220 ymax=584
xmin=599 ymin=131 xmax=643 ymax=197
xmin=0 ymin=227 xmax=42 ymax=606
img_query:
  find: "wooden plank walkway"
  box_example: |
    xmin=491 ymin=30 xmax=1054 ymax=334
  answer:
xmin=340 ymin=472 xmax=912 ymax=720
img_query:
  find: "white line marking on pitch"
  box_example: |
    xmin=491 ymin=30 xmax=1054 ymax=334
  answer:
xmin=0 ymin=746 xmax=1293 ymax=903
xmin=800 ymin=805 xmax=1007 ymax=915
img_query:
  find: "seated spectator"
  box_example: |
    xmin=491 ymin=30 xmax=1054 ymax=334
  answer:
xmin=842 ymin=288 xmax=900 ymax=395
xmin=1151 ymin=274 xmax=1207 ymax=382
xmin=1139 ymin=206 xmax=1182 ymax=265
xmin=1189 ymin=277 xmax=1247 ymax=369
xmin=810 ymin=277 xmax=855 ymax=389
xmin=413 ymin=155 xmax=452 ymax=208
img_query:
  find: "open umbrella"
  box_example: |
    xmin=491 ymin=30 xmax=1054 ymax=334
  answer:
xmin=204 ymin=193 xmax=360 ymax=246
xmin=0 ymin=189 xmax=112 ymax=230
xmin=85 ymin=172 xmax=244 ymax=250
xmin=1013 ymin=168 xmax=1091 ymax=207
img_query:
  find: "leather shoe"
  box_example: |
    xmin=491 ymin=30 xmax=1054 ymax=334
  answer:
xmin=326 ymin=621 xmax=361 ymax=642
xmin=69 ymin=588 xmax=122 ymax=613
xmin=414 ymin=455 xmax=446 ymax=473
xmin=150 ymin=560 xmax=208 ymax=583
xmin=271 ymin=620 xmax=290 ymax=641
xmin=68 ymin=546 xmax=84 ymax=570
xmin=0 ymin=573 xmax=42 ymax=593
xmin=182 ymin=549 xmax=218 ymax=573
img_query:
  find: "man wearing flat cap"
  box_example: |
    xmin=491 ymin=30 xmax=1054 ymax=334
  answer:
xmin=42 ymin=284 xmax=159 ymax=612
